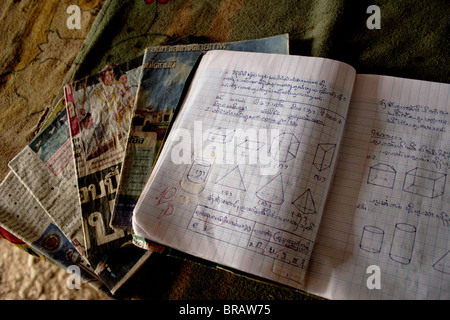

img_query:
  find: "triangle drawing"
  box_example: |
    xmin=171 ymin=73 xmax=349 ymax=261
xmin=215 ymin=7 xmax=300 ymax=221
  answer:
xmin=216 ymin=166 xmax=246 ymax=191
xmin=256 ymin=173 xmax=284 ymax=205
xmin=433 ymin=250 xmax=450 ymax=275
xmin=292 ymin=188 xmax=317 ymax=214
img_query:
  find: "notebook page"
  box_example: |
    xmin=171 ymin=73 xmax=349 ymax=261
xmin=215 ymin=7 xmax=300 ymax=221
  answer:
xmin=306 ymin=74 xmax=450 ymax=299
xmin=133 ymin=50 xmax=355 ymax=289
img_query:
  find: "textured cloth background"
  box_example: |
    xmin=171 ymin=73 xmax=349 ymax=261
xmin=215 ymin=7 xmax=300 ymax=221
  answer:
xmin=0 ymin=0 xmax=448 ymax=300
xmin=0 ymin=0 xmax=107 ymax=299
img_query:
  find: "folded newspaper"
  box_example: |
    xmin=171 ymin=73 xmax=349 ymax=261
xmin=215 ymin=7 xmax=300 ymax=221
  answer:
xmin=0 ymin=171 xmax=107 ymax=293
xmin=9 ymin=102 xmax=85 ymax=255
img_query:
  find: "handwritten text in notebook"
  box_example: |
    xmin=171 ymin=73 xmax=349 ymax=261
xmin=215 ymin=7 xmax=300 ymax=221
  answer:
xmin=306 ymin=74 xmax=450 ymax=299
xmin=133 ymin=50 xmax=356 ymax=288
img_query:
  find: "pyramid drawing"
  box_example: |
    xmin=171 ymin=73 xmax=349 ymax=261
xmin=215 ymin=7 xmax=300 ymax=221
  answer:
xmin=433 ymin=250 xmax=450 ymax=275
xmin=215 ymin=166 xmax=246 ymax=191
xmin=256 ymin=173 xmax=284 ymax=205
xmin=292 ymin=189 xmax=317 ymax=214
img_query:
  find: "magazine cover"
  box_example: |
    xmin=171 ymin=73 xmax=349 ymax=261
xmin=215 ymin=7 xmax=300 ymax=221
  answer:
xmin=0 ymin=226 xmax=46 ymax=261
xmin=64 ymin=56 xmax=152 ymax=293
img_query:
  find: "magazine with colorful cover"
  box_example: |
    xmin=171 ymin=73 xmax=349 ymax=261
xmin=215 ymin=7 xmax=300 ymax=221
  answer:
xmin=64 ymin=55 xmax=152 ymax=293
xmin=0 ymin=226 xmax=46 ymax=261
xmin=111 ymin=34 xmax=290 ymax=231
xmin=9 ymin=105 xmax=86 ymax=255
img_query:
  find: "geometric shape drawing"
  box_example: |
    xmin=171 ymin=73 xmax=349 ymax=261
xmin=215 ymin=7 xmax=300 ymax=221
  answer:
xmin=187 ymin=159 xmax=212 ymax=184
xmin=270 ymin=133 xmax=300 ymax=163
xmin=433 ymin=250 xmax=450 ymax=275
xmin=313 ymin=143 xmax=336 ymax=172
xmin=367 ymin=163 xmax=396 ymax=189
xmin=237 ymin=138 xmax=265 ymax=151
xmin=207 ymin=128 xmax=234 ymax=144
xmin=292 ymin=188 xmax=317 ymax=214
xmin=403 ymin=167 xmax=447 ymax=199
xmin=236 ymin=138 xmax=265 ymax=165
xmin=215 ymin=165 xmax=247 ymax=191
xmin=360 ymin=226 xmax=384 ymax=253
xmin=389 ymin=223 xmax=416 ymax=265
xmin=256 ymin=173 xmax=284 ymax=205
xmin=180 ymin=150 xmax=215 ymax=194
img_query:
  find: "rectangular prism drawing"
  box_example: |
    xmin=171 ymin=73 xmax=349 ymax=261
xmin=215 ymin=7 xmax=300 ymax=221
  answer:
xmin=403 ymin=167 xmax=447 ymax=199
xmin=313 ymin=143 xmax=336 ymax=172
xmin=207 ymin=128 xmax=234 ymax=143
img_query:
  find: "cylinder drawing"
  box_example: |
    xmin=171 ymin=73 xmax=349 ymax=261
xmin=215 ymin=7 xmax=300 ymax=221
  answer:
xmin=389 ymin=223 xmax=416 ymax=265
xmin=187 ymin=160 xmax=211 ymax=184
xmin=180 ymin=149 xmax=215 ymax=194
xmin=360 ymin=226 xmax=384 ymax=253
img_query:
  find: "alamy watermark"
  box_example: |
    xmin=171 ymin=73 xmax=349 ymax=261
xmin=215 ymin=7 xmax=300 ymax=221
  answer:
xmin=66 ymin=5 xmax=81 ymax=30
xmin=66 ymin=265 xmax=81 ymax=290
xmin=366 ymin=265 xmax=381 ymax=290
xmin=168 ymin=122 xmax=281 ymax=175
xmin=367 ymin=5 xmax=381 ymax=29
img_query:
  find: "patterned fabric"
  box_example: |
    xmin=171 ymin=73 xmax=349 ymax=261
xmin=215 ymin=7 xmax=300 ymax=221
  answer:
xmin=0 ymin=0 xmax=104 ymax=181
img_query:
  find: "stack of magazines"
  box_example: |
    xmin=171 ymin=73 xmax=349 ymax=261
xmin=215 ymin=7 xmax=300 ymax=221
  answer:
xmin=0 ymin=35 xmax=290 ymax=296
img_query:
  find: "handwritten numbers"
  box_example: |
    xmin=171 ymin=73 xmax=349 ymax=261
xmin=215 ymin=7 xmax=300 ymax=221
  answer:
xmin=221 ymin=190 xmax=233 ymax=197
xmin=156 ymin=187 xmax=177 ymax=219
xmin=366 ymin=265 xmax=381 ymax=289
xmin=313 ymin=174 xmax=326 ymax=183
xmin=257 ymin=199 xmax=272 ymax=208
xmin=66 ymin=5 xmax=81 ymax=30
xmin=366 ymin=5 xmax=381 ymax=30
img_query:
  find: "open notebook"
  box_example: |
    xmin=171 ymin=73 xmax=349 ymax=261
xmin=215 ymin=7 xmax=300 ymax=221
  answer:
xmin=132 ymin=50 xmax=449 ymax=300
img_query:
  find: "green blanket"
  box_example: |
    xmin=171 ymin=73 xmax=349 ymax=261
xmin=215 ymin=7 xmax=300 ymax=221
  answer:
xmin=46 ymin=0 xmax=450 ymax=300
xmin=65 ymin=0 xmax=449 ymax=84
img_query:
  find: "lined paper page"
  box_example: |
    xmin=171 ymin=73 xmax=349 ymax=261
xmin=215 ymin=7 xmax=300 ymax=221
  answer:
xmin=133 ymin=50 xmax=355 ymax=289
xmin=307 ymin=74 xmax=450 ymax=299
